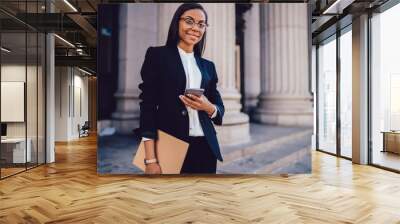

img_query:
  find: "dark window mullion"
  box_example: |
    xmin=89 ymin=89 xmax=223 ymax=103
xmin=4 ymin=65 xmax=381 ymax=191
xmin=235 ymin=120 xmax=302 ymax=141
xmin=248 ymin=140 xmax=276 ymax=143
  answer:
xmin=316 ymin=44 xmax=320 ymax=150
xmin=367 ymin=11 xmax=373 ymax=165
xmin=336 ymin=29 xmax=341 ymax=157
xmin=44 ymin=0 xmax=47 ymax=164
xmin=36 ymin=0 xmax=39 ymax=167
xmin=25 ymin=0 xmax=28 ymax=171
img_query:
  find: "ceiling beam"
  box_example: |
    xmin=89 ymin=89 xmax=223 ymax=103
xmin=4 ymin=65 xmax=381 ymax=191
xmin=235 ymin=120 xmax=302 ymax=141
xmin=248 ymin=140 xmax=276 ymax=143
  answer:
xmin=55 ymin=55 xmax=96 ymax=69
xmin=66 ymin=13 xmax=97 ymax=46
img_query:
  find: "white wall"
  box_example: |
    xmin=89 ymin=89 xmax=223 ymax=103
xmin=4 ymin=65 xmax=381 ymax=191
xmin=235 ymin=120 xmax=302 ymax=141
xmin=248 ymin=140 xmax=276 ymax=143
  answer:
xmin=1 ymin=65 xmax=38 ymax=138
xmin=72 ymin=72 xmax=89 ymax=138
xmin=1 ymin=65 xmax=27 ymax=141
xmin=1 ymin=65 xmax=26 ymax=130
xmin=55 ymin=66 xmax=69 ymax=141
xmin=54 ymin=67 xmax=89 ymax=141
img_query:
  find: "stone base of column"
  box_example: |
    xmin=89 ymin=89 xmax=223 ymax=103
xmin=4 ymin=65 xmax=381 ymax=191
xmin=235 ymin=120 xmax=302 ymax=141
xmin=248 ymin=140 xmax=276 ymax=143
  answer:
xmin=215 ymin=112 xmax=250 ymax=146
xmin=254 ymin=95 xmax=313 ymax=127
xmin=244 ymin=93 xmax=259 ymax=116
xmin=215 ymin=90 xmax=251 ymax=145
xmin=253 ymin=112 xmax=313 ymax=126
xmin=111 ymin=90 xmax=140 ymax=134
xmin=111 ymin=113 xmax=139 ymax=135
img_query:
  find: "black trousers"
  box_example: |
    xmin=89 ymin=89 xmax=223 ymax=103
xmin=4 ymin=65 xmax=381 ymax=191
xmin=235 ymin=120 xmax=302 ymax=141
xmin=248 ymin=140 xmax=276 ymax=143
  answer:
xmin=180 ymin=136 xmax=217 ymax=174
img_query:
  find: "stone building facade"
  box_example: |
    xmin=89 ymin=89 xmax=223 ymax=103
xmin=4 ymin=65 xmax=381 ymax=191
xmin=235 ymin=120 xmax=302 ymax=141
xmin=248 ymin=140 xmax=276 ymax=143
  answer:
xmin=111 ymin=3 xmax=313 ymax=145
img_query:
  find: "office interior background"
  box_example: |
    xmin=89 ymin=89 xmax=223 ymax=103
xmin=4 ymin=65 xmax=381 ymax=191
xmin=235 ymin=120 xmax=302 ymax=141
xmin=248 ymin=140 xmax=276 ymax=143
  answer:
xmin=1 ymin=0 xmax=399 ymax=178
xmin=313 ymin=0 xmax=400 ymax=172
xmin=0 ymin=0 xmax=97 ymax=179
xmin=0 ymin=0 xmax=400 ymax=222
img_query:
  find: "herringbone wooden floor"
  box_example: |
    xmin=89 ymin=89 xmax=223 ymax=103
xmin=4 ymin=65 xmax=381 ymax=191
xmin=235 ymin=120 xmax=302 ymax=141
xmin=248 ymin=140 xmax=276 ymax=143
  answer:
xmin=1 ymin=135 xmax=400 ymax=224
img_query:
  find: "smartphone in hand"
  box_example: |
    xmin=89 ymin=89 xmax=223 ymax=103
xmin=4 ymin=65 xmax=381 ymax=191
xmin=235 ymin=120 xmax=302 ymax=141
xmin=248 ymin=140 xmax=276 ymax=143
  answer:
xmin=184 ymin=88 xmax=204 ymax=97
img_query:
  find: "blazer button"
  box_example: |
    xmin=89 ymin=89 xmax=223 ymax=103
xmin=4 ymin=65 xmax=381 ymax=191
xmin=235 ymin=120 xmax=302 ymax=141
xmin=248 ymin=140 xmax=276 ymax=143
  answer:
xmin=181 ymin=110 xmax=187 ymax=116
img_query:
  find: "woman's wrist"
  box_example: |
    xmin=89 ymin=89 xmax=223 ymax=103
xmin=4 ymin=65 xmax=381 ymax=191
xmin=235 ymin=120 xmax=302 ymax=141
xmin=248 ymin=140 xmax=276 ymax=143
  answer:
xmin=144 ymin=158 xmax=158 ymax=165
xmin=206 ymin=103 xmax=216 ymax=116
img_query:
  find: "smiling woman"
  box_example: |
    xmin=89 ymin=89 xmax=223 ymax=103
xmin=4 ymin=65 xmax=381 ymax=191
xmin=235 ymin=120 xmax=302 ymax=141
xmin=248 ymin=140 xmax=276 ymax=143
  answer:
xmin=166 ymin=3 xmax=208 ymax=57
xmin=177 ymin=12 xmax=208 ymax=51
xmin=137 ymin=3 xmax=225 ymax=175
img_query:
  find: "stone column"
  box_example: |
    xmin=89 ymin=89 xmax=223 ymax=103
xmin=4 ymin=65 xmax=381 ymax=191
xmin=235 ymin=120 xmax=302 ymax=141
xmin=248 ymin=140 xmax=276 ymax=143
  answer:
xmin=254 ymin=3 xmax=313 ymax=126
xmin=112 ymin=4 xmax=158 ymax=134
xmin=202 ymin=3 xmax=250 ymax=145
xmin=157 ymin=4 xmax=180 ymax=45
xmin=243 ymin=4 xmax=261 ymax=114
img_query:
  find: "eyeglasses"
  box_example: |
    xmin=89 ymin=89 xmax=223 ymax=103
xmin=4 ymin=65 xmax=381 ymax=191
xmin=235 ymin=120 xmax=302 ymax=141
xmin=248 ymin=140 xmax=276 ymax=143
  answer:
xmin=180 ymin=17 xmax=208 ymax=30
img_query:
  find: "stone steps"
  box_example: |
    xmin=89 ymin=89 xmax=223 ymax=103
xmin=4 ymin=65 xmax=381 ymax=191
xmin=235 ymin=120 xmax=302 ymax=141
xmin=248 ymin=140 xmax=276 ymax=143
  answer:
xmin=217 ymin=129 xmax=312 ymax=174
xmin=256 ymin=147 xmax=311 ymax=174
xmin=220 ymin=128 xmax=312 ymax=163
xmin=98 ymin=123 xmax=312 ymax=174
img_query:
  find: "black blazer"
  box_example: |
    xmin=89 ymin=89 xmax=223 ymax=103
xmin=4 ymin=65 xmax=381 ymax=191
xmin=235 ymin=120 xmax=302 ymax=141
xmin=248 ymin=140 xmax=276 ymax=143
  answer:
xmin=138 ymin=45 xmax=225 ymax=162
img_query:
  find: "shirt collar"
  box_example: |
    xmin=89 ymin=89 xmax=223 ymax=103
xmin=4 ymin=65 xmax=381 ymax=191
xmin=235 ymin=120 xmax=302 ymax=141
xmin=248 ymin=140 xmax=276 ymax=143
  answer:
xmin=177 ymin=45 xmax=194 ymax=58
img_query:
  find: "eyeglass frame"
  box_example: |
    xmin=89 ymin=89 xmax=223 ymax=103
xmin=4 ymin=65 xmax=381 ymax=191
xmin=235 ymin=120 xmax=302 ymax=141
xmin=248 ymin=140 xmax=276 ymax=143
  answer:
xmin=179 ymin=16 xmax=209 ymax=30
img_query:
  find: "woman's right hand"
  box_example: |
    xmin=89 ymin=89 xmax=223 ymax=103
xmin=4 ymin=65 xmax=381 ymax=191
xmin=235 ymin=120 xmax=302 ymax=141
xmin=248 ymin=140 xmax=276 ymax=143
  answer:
xmin=145 ymin=163 xmax=162 ymax=174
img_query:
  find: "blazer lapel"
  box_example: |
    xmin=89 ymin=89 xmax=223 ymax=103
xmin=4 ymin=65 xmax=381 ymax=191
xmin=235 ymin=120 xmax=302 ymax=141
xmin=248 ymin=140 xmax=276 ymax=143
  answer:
xmin=195 ymin=55 xmax=207 ymax=89
xmin=171 ymin=46 xmax=187 ymax=94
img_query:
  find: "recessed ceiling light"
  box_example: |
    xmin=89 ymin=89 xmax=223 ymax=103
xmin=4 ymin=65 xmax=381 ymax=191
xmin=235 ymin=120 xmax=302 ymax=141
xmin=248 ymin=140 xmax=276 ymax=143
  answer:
xmin=78 ymin=67 xmax=92 ymax=76
xmin=54 ymin=34 xmax=75 ymax=48
xmin=1 ymin=47 xmax=11 ymax=53
xmin=322 ymin=0 xmax=355 ymax=15
xmin=63 ymin=0 xmax=78 ymax=12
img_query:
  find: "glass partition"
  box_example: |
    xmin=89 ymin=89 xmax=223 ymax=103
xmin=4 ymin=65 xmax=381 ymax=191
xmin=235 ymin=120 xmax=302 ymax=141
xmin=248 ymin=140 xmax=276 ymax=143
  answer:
xmin=0 ymin=1 xmax=46 ymax=179
xmin=317 ymin=35 xmax=337 ymax=155
xmin=339 ymin=28 xmax=352 ymax=158
xmin=1 ymin=30 xmax=28 ymax=177
xmin=371 ymin=3 xmax=400 ymax=171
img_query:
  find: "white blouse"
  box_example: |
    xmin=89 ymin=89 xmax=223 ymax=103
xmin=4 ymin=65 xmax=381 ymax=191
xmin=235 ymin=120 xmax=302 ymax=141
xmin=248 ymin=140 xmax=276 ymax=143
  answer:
xmin=142 ymin=46 xmax=217 ymax=141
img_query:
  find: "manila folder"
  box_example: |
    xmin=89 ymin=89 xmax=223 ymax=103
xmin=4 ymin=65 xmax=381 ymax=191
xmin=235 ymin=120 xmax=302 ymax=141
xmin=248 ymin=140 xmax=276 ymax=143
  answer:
xmin=132 ymin=130 xmax=189 ymax=174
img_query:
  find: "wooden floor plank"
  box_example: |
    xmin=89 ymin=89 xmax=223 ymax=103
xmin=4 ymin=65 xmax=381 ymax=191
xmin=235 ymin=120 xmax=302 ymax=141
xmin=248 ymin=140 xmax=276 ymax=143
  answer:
xmin=0 ymin=135 xmax=400 ymax=223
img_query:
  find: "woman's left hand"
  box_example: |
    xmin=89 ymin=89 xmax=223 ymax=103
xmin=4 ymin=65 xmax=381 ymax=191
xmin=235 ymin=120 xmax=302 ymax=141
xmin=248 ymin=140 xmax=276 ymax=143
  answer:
xmin=179 ymin=94 xmax=215 ymax=116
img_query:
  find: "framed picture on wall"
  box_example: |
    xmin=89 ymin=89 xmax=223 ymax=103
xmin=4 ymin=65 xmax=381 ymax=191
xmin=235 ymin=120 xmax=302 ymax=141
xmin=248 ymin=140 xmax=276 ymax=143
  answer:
xmin=1 ymin=81 xmax=25 ymax=122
